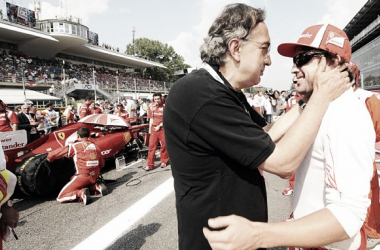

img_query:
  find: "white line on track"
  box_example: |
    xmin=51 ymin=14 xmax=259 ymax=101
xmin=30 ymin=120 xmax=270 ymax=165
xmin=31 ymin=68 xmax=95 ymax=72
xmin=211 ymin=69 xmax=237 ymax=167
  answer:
xmin=71 ymin=177 xmax=174 ymax=250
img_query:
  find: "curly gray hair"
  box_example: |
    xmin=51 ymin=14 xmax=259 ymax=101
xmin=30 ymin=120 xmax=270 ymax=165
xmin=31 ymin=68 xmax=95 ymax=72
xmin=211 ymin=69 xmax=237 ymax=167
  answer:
xmin=200 ymin=4 xmax=266 ymax=66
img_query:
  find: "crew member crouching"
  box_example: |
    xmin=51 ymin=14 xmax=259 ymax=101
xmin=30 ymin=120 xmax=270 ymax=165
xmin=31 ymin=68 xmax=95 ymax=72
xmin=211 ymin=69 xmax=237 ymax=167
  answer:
xmin=47 ymin=127 xmax=107 ymax=205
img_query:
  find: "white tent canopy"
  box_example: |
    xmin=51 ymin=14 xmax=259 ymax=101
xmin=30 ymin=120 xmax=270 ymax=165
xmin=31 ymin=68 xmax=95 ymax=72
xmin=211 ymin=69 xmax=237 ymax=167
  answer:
xmin=0 ymin=88 xmax=61 ymax=107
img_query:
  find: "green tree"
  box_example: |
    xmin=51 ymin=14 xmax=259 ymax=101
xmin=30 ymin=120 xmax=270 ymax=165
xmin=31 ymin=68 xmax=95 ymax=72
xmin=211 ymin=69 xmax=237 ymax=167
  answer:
xmin=125 ymin=38 xmax=190 ymax=82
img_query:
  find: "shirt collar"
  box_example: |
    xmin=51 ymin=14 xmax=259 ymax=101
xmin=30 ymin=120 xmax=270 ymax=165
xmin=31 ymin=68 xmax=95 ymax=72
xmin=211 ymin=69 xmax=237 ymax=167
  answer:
xmin=200 ymin=63 xmax=224 ymax=85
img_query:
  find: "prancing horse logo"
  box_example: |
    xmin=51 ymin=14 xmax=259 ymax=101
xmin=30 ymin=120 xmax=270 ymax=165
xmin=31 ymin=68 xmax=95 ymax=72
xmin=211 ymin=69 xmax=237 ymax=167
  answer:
xmin=58 ymin=132 xmax=65 ymax=140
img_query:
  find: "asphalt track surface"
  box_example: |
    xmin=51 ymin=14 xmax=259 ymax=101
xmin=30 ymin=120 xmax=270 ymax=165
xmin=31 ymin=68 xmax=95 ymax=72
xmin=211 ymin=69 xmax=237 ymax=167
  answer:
xmin=6 ymin=155 xmax=291 ymax=250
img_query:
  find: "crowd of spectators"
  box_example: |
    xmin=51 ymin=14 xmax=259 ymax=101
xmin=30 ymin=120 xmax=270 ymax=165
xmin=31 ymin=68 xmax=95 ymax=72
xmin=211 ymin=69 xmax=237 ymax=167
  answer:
xmin=245 ymin=89 xmax=293 ymax=123
xmin=0 ymin=49 xmax=170 ymax=93
xmin=101 ymin=43 xmax=119 ymax=52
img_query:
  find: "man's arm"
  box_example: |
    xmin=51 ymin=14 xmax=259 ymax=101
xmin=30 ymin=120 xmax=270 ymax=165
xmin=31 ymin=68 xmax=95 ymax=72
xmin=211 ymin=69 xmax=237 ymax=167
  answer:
xmin=47 ymin=145 xmax=69 ymax=162
xmin=9 ymin=112 xmax=19 ymax=131
xmin=260 ymin=58 xmax=350 ymax=178
xmin=203 ymin=209 xmax=348 ymax=249
xmin=148 ymin=118 xmax=153 ymax=133
xmin=366 ymin=95 xmax=380 ymax=142
xmin=262 ymin=104 xmax=301 ymax=141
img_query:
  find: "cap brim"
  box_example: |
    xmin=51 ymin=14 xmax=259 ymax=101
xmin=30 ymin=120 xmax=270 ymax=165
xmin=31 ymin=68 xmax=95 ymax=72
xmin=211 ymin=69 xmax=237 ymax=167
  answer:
xmin=277 ymin=43 xmax=321 ymax=58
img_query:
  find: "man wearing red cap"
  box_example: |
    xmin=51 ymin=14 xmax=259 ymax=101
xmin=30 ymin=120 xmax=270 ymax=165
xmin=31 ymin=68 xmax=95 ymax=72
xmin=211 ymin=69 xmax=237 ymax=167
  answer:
xmin=0 ymin=100 xmax=18 ymax=132
xmin=349 ymin=61 xmax=380 ymax=248
xmin=204 ymin=23 xmax=374 ymax=250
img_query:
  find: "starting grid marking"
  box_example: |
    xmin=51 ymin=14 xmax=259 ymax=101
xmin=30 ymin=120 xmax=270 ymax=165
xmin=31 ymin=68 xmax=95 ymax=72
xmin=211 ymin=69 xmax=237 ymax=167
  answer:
xmin=71 ymin=177 xmax=174 ymax=250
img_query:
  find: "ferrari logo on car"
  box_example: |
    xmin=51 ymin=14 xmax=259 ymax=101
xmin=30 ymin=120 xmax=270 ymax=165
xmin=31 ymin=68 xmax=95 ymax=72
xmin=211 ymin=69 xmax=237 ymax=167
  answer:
xmin=124 ymin=132 xmax=131 ymax=143
xmin=58 ymin=132 xmax=65 ymax=140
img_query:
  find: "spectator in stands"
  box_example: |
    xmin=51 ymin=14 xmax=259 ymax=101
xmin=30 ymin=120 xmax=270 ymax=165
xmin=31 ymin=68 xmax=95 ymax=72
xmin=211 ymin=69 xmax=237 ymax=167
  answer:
xmin=18 ymin=104 xmax=40 ymax=143
xmin=143 ymin=93 xmax=168 ymax=171
xmin=78 ymin=96 xmax=93 ymax=119
xmin=0 ymin=99 xmax=18 ymax=132
xmin=7 ymin=5 xmax=17 ymax=23
xmin=49 ymin=85 xmax=55 ymax=96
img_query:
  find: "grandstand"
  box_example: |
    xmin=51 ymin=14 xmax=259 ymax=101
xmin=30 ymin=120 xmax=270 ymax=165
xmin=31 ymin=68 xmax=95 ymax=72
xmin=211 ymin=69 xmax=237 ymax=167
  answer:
xmin=0 ymin=1 xmax=166 ymax=107
xmin=344 ymin=0 xmax=380 ymax=93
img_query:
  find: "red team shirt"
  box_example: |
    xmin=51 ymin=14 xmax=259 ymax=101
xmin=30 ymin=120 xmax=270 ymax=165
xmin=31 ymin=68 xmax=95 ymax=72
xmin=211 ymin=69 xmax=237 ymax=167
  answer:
xmin=78 ymin=103 xmax=91 ymax=119
xmin=148 ymin=103 xmax=164 ymax=126
xmin=114 ymin=109 xmax=131 ymax=126
xmin=0 ymin=110 xmax=18 ymax=132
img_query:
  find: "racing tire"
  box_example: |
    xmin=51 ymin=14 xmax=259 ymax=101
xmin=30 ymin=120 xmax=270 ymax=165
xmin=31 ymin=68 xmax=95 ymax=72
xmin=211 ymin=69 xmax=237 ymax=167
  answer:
xmin=15 ymin=153 xmax=75 ymax=197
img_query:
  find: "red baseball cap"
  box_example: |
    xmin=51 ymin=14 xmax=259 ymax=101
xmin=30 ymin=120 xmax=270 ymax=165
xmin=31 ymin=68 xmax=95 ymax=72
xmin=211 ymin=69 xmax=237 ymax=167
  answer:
xmin=278 ymin=24 xmax=351 ymax=62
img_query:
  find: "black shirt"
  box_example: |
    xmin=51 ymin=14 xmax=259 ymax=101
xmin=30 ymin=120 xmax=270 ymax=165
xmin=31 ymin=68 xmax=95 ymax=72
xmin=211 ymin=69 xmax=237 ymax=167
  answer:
xmin=164 ymin=66 xmax=275 ymax=249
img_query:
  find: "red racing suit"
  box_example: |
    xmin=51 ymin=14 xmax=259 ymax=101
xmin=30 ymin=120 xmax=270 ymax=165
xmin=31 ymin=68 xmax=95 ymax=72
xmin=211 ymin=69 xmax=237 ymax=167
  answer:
xmin=114 ymin=109 xmax=131 ymax=126
xmin=355 ymin=90 xmax=380 ymax=239
xmin=47 ymin=138 xmax=105 ymax=203
xmin=65 ymin=110 xmax=76 ymax=124
xmin=146 ymin=103 xmax=169 ymax=167
xmin=90 ymin=107 xmax=103 ymax=114
xmin=0 ymin=110 xmax=18 ymax=132
xmin=78 ymin=103 xmax=91 ymax=119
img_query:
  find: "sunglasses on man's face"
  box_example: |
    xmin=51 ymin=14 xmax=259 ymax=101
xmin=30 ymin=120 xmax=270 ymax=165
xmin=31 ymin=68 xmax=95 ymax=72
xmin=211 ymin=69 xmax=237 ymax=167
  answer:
xmin=293 ymin=51 xmax=328 ymax=68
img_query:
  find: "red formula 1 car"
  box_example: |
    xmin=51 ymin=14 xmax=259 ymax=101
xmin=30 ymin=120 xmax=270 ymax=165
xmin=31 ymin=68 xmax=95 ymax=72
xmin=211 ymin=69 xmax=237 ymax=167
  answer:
xmin=1 ymin=114 xmax=149 ymax=197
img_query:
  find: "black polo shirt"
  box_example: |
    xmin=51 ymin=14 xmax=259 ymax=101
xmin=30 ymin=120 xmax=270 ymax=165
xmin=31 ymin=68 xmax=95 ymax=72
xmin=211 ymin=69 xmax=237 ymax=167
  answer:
xmin=164 ymin=66 xmax=275 ymax=249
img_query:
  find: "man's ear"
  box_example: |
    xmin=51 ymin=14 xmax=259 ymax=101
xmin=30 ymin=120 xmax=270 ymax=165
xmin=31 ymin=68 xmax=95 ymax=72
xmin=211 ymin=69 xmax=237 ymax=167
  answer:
xmin=228 ymin=38 xmax=241 ymax=62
